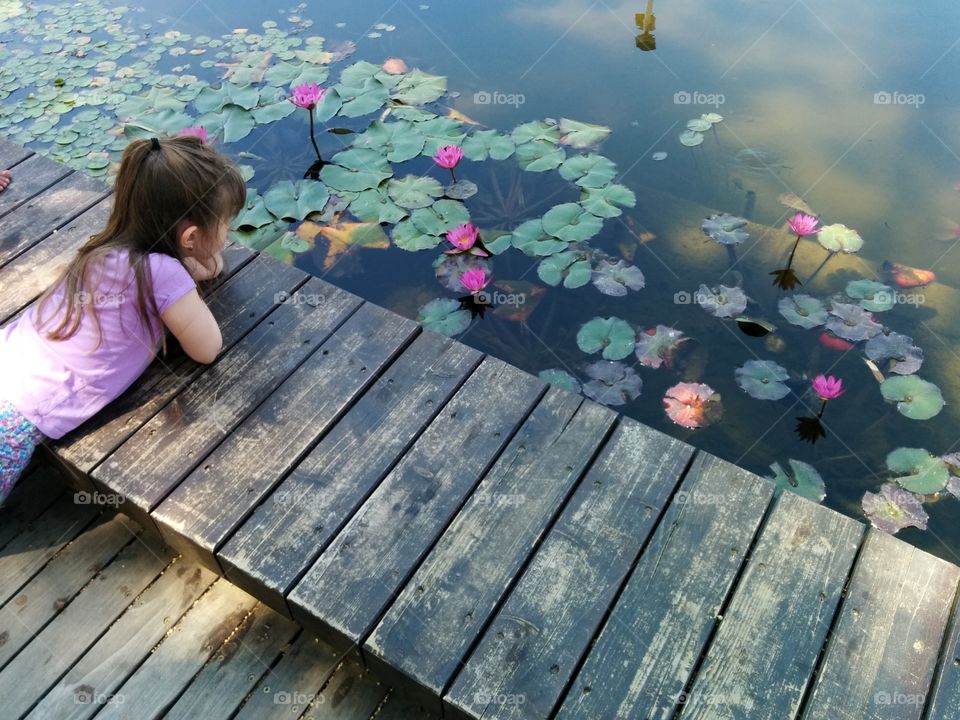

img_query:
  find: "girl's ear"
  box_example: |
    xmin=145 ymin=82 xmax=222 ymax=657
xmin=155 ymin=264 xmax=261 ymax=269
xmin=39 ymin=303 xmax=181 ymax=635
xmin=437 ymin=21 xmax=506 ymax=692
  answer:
xmin=177 ymin=223 xmax=201 ymax=256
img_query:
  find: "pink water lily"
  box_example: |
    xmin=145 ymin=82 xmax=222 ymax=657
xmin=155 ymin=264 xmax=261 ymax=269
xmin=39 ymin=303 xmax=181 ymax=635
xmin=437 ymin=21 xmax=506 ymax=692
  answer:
xmin=460 ymin=268 xmax=492 ymax=294
xmin=787 ymin=212 xmax=819 ymax=237
xmin=812 ymin=374 xmax=845 ymax=401
xmin=444 ymin=223 xmax=488 ymax=256
xmin=289 ymin=82 xmax=326 ymax=109
xmin=177 ymin=126 xmax=208 ymax=143
xmin=434 ymin=145 xmax=463 ymax=183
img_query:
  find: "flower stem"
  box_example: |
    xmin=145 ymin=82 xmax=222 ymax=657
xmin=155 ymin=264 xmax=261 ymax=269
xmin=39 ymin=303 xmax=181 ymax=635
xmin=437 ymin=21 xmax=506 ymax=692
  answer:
xmin=785 ymin=233 xmax=802 ymax=269
xmin=308 ymin=107 xmax=322 ymax=163
xmin=817 ymin=399 xmax=828 ymax=418
xmin=449 ymin=168 xmax=457 ymax=184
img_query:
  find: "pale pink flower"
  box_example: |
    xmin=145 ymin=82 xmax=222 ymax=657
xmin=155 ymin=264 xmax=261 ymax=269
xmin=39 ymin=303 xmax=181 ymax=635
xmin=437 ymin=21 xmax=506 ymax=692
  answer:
xmin=787 ymin=212 xmax=819 ymax=237
xmin=433 ymin=145 xmax=463 ymax=170
xmin=812 ymin=374 xmax=845 ymax=401
xmin=177 ymin=126 xmax=208 ymax=143
xmin=289 ymin=82 xmax=326 ymax=109
xmin=460 ymin=268 xmax=492 ymax=293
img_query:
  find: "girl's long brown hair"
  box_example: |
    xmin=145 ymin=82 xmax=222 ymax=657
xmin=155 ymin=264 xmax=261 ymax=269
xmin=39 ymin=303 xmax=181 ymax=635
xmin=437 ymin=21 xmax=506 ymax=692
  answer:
xmin=32 ymin=135 xmax=246 ymax=358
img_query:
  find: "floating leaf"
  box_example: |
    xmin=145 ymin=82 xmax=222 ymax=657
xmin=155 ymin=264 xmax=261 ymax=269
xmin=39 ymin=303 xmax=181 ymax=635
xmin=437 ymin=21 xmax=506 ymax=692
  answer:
xmin=233 ymin=190 xmax=275 ymax=231
xmin=679 ymin=130 xmax=703 ymax=147
xmin=444 ymin=180 xmax=479 ymax=200
xmin=391 ymin=219 xmax=442 ymax=251
xmin=387 ymin=174 xmax=445 ymax=208
xmin=511 ymin=120 xmax=560 ymax=145
xmin=417 ymin=116 xmax=467 ymax=156
xmin=348 ymin=188 xmax=408 ymax=224
xmin=541 ymin=203 xmax=603 ymax=242
xmin=825 ymin=302 xmax=882 ymax=341
xmin=410 ymin=199 xmax=470 ymax=236
xmin=686 ymin=118 xmax=711 ymax=132
xmin=391 ymin=69 xmax=446 ymax=104
xmin=195 ymin=81 xmax=260 ymax=112
xmin=320 ymin=147 xmax=393 ymax=192
xmin=634 ymin=325 xmax=688 ymax=369
xmin=582 ymin=361 xmax=642 ymax=406
xmin=537 ymin=251 xmax=593 ymax=288
xmin=696 ymin=284 xmax=747 ymax=318
xmin=591 ymin=259 xmax=645 ymax=296
xmin=702 ymin=113 xmax=723 ymax=124
xmin=263 ymin=180 xmax=330 ymax=222
xmin=663 ymin=382 xmax=722 ymax=429
xmin=886 ymin=447 xmax=949 ymax=494
xmin=539 ymin=369 xmax=581 ymax=394
xmin=880 ymin=376 xmax=944 ymax=420
xmin=353 ymin=120 xmax=426 ymax=163
xmin=418 ymin=298 xmax=470 ymax=336
xmin=862 ymin=483 xmax=928 ymax=534
xmin=558 ymin=118 xmax=611 ymax=148
xmin=701 ymin=213 xmax=749 ymax=245
xmin=461 ymin=129 xmax=515 ymax=161
xmin=846 ymin=280 xmax=895 ymax=312
xmin=515 ymin=140 xmax=566 ymax=172
xmin=768 ymin=460 xmax=826 ymax=502
xmin=580 ymin=184 xmax=636 ymax=218
xmin=510 ymin=219 xmax=568 ymax=257
xmin=558 ymin=154 xmax=617 ymax=189
xmin=735 ymin=360 xmax=790 ymax=400
xmin=778 ymin=294 xmax=828 ymax=329
xmin=735 ymin=316 xmax=776 ymax=337
xmin=577 ymin=317 xmax=637 ymax=360
xmin=817 ymin=223 xmax=863 ymax=253
xmin=865 ymin=332 xmax=923 ymax=375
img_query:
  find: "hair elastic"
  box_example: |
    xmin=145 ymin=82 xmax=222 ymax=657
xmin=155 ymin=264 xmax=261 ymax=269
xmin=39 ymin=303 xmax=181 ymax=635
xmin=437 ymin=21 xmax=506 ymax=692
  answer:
xmin=150 ymin=137 xmax=161 ymax=151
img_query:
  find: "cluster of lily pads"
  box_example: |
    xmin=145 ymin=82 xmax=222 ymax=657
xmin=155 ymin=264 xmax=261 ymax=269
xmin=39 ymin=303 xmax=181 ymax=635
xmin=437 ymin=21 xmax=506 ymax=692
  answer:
xmin=678 ymin=112 xmax=722 ymax=147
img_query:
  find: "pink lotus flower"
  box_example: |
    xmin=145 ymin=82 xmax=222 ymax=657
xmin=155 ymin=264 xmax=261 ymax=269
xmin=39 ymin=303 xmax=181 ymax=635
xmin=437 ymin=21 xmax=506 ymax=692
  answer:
xmin=444 ymin=223 xmax=488 ymax=256
xmin=460 ymin=268 xmax=492 ymax=294
xmin=433 ymin=145 xmax=463 ymax=170
xmin=812 ymin=374 xmax=845 ymax=401
xmin=787 ymin=212 xmax=819 ymax=237
xmin=178 ymin=126 xmax=208 ymax=143
xmin=289 ymin=82 xmax=326 ymax=109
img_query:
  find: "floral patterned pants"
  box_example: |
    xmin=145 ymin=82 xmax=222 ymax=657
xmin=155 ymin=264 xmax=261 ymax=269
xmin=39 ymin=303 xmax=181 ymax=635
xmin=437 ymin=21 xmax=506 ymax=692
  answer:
xmin=0 ymin=398 xmax=45 ymax=505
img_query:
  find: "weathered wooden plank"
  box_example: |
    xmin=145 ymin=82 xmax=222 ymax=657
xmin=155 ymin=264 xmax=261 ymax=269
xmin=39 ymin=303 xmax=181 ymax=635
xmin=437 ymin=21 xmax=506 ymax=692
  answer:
xmin=0 ymin=196 xmax=112 ymax=324
xmin=926 ymin=589 xmax=960 ymax=720
xmin=677 ymin=491 xmax=865 ymax=720
xmin=555 ymin=452 xmax=776 ymax=720
xmin=153 ymin=302 xmax=419 ymax=571
xmin=232 ymin=631 xmax=349 ymax=720
xmin=0 ymin=463 xmax=66 ymax=551
xmin=27 ymin=558 xmax=218 ymax=720
xmin=218 ymin=331 xmax=482 ymax=613
xmin=446 ymin=419 xmax=695 ymax=720
xmin=0 ymin=171 xmax=110 ymax=269
xmin=0 ymin=532 xmax=171 ymax=718
xmin=0 ymin=513 xmax=136 ymax=669
xmin=287 ymin=357 xmax=545 ymax=653
xmin=164 ymin=601 xmax=301 ymax=720
xmin=91 ymin=277 xmax=362 ymax=511
xmin=92 ymin=578 xmax=260 ymax=720
xmin=307 ymin=661 xmax=390 ymax=719
xmin=0 ymin=138 xmax=33 ymax=168
xmin=0 ymin=153 xmax=72 ymax=221
xmin=0 ymin=492 xmax=99 ymax=608
xmin=803 ymin=529 xmax=960 ymax=720
xmin=365 ymin=388 xmax=616 ymax=702
xmin=377 ymin=694 xmax=443 ymax=720
xmin=51 ymin=246 xmax=289 ymax=474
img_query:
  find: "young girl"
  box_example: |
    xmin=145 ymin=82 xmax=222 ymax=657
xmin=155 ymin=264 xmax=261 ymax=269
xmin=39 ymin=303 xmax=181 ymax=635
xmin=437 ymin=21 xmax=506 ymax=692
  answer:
xmin=0 ymin=135 xmax=246 ymax=505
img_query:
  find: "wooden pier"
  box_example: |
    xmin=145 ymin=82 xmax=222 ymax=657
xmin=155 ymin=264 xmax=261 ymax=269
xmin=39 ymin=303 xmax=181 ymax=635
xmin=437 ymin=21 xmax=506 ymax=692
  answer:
xmin=3 ymin=137 xmax=960 ymax=719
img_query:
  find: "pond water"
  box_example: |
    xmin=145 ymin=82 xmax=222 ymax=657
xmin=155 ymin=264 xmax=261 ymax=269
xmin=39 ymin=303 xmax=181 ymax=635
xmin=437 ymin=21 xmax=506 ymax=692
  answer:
xmin=3 ymin=0 xmax=960 ymax=562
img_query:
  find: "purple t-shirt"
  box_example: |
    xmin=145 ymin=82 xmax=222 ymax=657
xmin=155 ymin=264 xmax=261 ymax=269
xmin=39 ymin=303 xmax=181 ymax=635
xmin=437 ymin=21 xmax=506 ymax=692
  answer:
xmin=0 ymin=249 xmax=197 ymax=439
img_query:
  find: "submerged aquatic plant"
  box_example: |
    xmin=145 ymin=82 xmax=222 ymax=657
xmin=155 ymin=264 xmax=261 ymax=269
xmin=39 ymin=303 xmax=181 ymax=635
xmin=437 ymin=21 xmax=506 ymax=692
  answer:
xmin=862 ymin=483 xmax=929 ymax=535
xmin=771 ymin=212 xmax=819 ymax=290
xmin=663 ymin=382 xmax=722 ymax=429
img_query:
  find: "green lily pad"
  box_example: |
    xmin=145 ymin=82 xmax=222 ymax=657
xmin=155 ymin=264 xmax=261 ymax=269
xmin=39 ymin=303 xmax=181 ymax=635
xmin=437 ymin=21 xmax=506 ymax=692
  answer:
xmin=410 ymin=199 xmax=470 ymax=236
xmin=195 ymin=82 xmax=260 ymax=113
xmin=768 ymin=460 xmax=826 ymax=502
xmin=558 ymin=118 xmax=611 ymax=148
xmin=580 ymin=184 xmax=636 ymax=218
xmin=880 ymin=375 xmax=944 ymax=420
xmin=280 ymin=231 xmax=310 ymax=254
xmin=353 ymin=120 xmax=425 ymax=163
xmin=515 ymin=140 xmax=566 ymax=172
xmin=818 ymin=223 xmax=863 ymax=253
xmin=262 ymin=180 xmax=330 ymax=222
xmin=251 ymin=99 xmax=296 ymax=124
xmin=391 ymin=69 xmax=446 ymax=104
xmin=510 ymin=219 xmax=569 ymax=257
xmin=736 ymin=360 xmax=790 ymax=400
xmin=558 ymin=153 xmax=617 ymax=188
xmin=418 ymin=298 xmax=471 ymax=336
xmin=886 ymin=447 xmax=949 ymax=494
xmin=416 ymin=116 xmax=467 ymax=156
xmin=778 ymin=294 xmax=828 ymax=329
xmin=542 ymin=202 xmax=603 ymax=242
xmin=348 ymin=188 xmax=408 ymax=224
xmin=320 ymin=148 xmax=393 ymax=192
xmin=482 ymin=230 xmax=513 ymax=255
xmin=392 ymin=219 xmax=442 ymax=251
xmin=538 ymin=250 xmax=592 ymax=288
xmin=511 ymin=120 xmax=560 ymax=145
xmin=679 ymin=130 xmax=703 ymax=147
xmin=846 ymin=279 xmax=895 ymax=312
xmin=387 ymin=174 xmax=445 ymax=209
xmin=461 ymin=129 xmax=515 ymax=161
xmin=577 ymin=317 xmax=637 ymax=360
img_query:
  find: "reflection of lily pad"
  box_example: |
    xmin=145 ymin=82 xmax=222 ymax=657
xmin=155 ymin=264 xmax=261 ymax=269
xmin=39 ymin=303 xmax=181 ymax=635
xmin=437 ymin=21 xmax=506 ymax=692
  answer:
xmin=846 ymin=280 xmax=895 ymax=312
xmin=539 ymin=369 xmax=581 ymax=394
xmin=577 ymin=317 xmax=637 ymax=360
xmin=880 ymin=376 xmax=944 ymax=420
xmin=735 ymin=360 xmax=791 ymax=400
xmin=768 ymin=460 xmax=826 ymax=502
xmin=634 ymin=325 xmax=688 ymax=369
xmin=778 ymin=294 xmax=828 ymax=329
xmin=817 ymin=223 xmax=863 ymax=253
xmin=826 ymin=302 xmax=882 ymax=341
xmin=862 ymin=483 xmax=928 ymax=534
xmin=696 ymin=284 xmax=748 ymax=318
xmin=418 ymin=298 xmax=471 ymax=336
xmin=582 ymin=361 xmax=642 ymax=406
xmin=580 ymin=184 xmax=636 ymax=218
xmin=558 ymin=118 xmax=611 ymax=148
xmin=591 ymin=259 xmax=645 ymax=296
xmin=537 ymin=251 xmax=592 ymax=288
xmin=387 ymin=174 xmax=445 ymax=209
xmin=701 ymin=213 xmax=749 ymax=245
xmin=886 ymin=447 xmax=949 ymax=494
xmin=542 ymin=203 xmax=603 ymax=242
xmin=865 ymin=332 xmax=923 ymax=375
